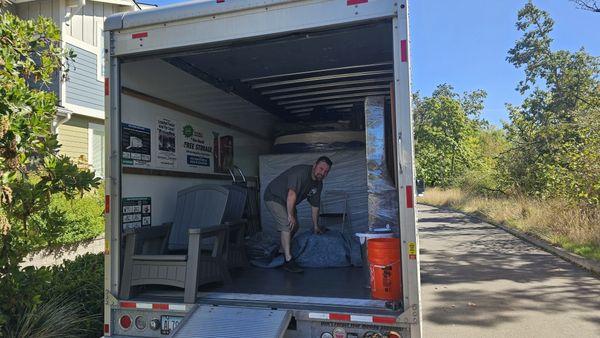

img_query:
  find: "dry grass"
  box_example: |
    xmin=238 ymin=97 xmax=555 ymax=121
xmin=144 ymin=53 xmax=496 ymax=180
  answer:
xmin=418 ymin=188 xmax=600 ymax=261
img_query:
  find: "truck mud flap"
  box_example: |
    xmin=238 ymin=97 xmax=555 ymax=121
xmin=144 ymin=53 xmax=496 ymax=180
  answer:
xmin=170 ymin=305 xmax=291 ymax=338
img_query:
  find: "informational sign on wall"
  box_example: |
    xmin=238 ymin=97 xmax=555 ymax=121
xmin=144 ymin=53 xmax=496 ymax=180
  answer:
xmin=181 ymin=124 xmax=213 ymax=170
xmin=122 ymin=123 xmax=151 ymax=166
xmin=122 ymin=197 xmax=151 ymax=230
xmin=120 ymin=109 xmax=236 ymax=175
xmin=157 ymin=118 xmax=177 ymax=168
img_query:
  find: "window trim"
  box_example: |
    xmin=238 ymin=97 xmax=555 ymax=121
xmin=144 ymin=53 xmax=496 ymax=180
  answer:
xmin=96 ymin=24 xmax=105 ymax=82
xmin=88 ymin=122 xmax=105 ymax=178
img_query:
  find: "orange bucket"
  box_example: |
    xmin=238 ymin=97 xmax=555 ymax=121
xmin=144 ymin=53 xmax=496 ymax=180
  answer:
xmin=367 ymin=238 xmax=402 ymax=301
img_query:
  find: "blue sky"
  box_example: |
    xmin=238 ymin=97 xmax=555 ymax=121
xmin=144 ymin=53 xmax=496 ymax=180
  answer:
xmin=145 ymin=0 xmax=599 ymax=126
xmin=410 ymin=0 xmax=599 ymax=125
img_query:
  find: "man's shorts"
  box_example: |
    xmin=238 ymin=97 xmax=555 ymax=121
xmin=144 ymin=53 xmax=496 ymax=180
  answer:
xmin=265 ymin=200 xmax=295 ymax=232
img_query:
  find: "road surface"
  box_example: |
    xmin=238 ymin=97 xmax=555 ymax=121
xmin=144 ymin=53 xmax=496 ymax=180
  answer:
xmin=418 ymin=204 xmax=600 ymax=338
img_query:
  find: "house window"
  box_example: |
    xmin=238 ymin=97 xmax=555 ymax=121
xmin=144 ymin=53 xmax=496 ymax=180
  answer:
xmin=88 ymin=123 xmax=105 ymax=178
xmin=97 ymin=25 xmax=105 ymax=81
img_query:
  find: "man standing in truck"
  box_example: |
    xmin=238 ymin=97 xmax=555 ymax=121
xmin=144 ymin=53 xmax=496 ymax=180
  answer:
xmin=264 ymin=156 xmax=332 ymax=273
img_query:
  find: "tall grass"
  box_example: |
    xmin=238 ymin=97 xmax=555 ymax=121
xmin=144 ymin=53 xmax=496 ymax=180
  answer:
xmin=419 ymin=188 xmax=600 ymax=261
xmin=2 ymin=296 xmax=98 ymax=338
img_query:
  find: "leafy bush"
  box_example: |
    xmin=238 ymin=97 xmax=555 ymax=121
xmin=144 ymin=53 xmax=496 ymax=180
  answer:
xmin=1 ymin=254 xmax=104 ymax=337
xmin=48 ymin=187 xmax=104 ymax=247
xmin=0 ymin=267 xmax=51 ymax=329
xmin=0 ymin=11 xmax=101 ymax=335
xmin=42 ymin=253 xmax=104 ymax=337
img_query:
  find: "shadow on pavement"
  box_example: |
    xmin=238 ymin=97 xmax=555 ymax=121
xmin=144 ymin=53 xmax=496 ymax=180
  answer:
xmin=417 ymin=205 xmax=600 ymax=329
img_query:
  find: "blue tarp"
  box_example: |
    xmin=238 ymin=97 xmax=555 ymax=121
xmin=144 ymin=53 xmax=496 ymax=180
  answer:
xmin=248 ymin=230 xmax=362 ymax=268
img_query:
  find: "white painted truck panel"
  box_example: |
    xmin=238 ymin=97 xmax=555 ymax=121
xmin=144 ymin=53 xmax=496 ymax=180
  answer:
xmin=107 ymin=0 xmax=396 ymax=57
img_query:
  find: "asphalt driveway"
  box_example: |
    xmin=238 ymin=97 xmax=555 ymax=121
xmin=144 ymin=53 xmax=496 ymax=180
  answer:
xmin=418 ymin=204 xmax=600 ymax=338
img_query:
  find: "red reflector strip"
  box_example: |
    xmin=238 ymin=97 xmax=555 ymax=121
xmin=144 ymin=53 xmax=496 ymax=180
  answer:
xmin=400 ymin=40 xmax=408 ymax=62
xmin=119 ymin=301 xmax=188 ymax=311
xmin=153 ymin=303 xmax=169 ymax=310
xmin=104 ymin=77 xmax=109 ymax=96
xmin=347 ymin=0 xmax=368 ymax=5
xmin=105 ymin=195 xmax=110 ymax=214
xmin=373 ymin=316 xmax=397 ymax=324
xmin=104 ymin=324 xmax=109 ymax=333
xmin=132 ymin=32 xmax=148 ymax=39
xmin=406 ymin=185 xmax=414 ymax=208
xmin=309 ymin=312 xmax=398 ymax=324
xmin=329 ymin=313 xmax=351 ymax=321
xmin=216 ymin=0 xmax=225 ymax=2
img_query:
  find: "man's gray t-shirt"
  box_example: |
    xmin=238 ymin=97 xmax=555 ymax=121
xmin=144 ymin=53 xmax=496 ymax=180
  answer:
xmin=264 ymin=165 xmax=322 ymax=207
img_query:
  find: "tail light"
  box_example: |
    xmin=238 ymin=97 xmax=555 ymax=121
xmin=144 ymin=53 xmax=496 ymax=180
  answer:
xmin=119 ymin=314 xmax=132 ymax=330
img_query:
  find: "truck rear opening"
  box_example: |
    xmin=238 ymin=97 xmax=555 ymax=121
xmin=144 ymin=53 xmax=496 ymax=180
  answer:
xmin=103 ymin=1 xmax=420 ymax=337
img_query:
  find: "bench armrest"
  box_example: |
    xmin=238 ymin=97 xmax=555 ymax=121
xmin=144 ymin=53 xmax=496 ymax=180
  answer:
xmin=188 ymin=224 xmax=229 ymax=237
xmin=124 ymin=223 xmax=171 ymax=241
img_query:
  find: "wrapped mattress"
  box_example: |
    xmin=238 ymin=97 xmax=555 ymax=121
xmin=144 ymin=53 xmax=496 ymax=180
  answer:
xmin=272 ymin=131 xmax=365 ymax=153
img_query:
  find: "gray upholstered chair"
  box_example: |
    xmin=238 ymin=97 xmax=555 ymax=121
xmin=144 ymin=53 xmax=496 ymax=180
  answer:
xmin=119 ymin=185 xmax=245 ymax=303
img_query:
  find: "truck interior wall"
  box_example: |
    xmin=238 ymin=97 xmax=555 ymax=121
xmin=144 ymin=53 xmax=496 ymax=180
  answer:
xmin=120 ymin=60 xmax=275 ymax=225
xmin=121 ymin=59 xmax=279 ymax=138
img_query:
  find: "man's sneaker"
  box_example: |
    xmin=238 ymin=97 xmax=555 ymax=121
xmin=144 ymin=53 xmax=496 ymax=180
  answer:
xmin=282 ymin=259 xmax=304 ymax=273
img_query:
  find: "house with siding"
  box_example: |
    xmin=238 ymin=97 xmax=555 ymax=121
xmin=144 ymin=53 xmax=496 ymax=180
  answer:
xmin=7 ymin=0 xmax=153 ymax=177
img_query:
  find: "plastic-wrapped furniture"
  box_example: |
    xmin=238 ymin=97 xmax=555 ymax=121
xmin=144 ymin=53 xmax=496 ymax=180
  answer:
xmin=119 ymin=185 xmax=242 ymax=303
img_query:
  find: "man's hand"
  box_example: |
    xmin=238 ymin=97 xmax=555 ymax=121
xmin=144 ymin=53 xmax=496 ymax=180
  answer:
xmin=313 ymin=225 xmax=327 ymax=235
xmin=288 ymin=214 xmax=298 ymax=231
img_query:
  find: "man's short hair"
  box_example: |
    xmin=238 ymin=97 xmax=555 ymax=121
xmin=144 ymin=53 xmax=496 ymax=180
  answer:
xmin=316 ymin=156 xmax=333 ymax=167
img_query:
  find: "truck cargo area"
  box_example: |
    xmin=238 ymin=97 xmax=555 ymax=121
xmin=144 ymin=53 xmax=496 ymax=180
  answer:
xmin=118 ymin=19 xmax=397 ymax=315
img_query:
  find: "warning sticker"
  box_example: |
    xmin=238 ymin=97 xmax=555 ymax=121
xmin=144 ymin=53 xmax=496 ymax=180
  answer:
xmin=408 ymin=242 xmax=417 ymax=260
xmin=122 ymin=197 xmax=151 ymax=231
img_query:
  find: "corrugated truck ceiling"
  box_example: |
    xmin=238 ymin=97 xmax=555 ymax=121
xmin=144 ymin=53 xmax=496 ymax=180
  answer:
xmin=162 ymin=21 xmax=393 ymax=122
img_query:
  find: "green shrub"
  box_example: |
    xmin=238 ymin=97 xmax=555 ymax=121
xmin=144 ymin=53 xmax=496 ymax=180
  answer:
xmin=0 ymin=267 xmax=52 ymax=329
xmin=1 ymin=254 xmax=104 ymax=337
xmin=21 ymin=186 xmax=105 ymax=251
xmin=41 ymin=253 xmax=104 ymax=337
xmin=48 ymin=187 xmax=105 ymax=246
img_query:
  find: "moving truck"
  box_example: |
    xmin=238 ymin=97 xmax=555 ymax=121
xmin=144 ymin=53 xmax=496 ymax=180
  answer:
xmin=102 ymin=0 xmax=421 ymax=337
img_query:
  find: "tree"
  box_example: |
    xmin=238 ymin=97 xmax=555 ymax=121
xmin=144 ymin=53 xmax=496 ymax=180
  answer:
xmin=413 ymin=84 xmax=488 ymax=187
xmin=0 ymin=11 xmax=100 ymax=328
xmin=570 ymin=0 xmax=600 ymax=12
xmin=501 ymin=2 xmax=600 ymax=205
